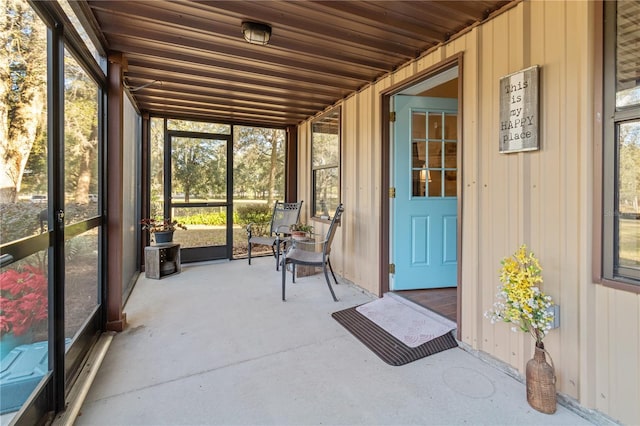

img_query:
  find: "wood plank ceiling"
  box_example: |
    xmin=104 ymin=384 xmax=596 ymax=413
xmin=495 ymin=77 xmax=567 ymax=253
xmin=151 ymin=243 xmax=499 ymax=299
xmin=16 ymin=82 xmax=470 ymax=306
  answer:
xmin=80 ymin=0 xmax=511 ymax=128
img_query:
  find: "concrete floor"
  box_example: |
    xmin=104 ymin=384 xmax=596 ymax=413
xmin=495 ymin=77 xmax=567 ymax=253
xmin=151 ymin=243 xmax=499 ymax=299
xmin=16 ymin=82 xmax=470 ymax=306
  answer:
xmin=76 ymin=257 xmax=595 ymax=425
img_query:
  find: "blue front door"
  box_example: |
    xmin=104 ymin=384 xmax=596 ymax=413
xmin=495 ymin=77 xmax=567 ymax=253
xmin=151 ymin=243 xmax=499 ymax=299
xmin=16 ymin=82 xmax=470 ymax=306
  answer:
xmin=392 ymin=95 xmax=458 ymax=290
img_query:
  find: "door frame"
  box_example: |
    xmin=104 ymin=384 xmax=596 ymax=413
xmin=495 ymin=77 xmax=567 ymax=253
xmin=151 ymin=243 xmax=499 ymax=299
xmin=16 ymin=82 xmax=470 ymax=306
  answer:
xmin=165 ymin=130 xmax=234 ymax=262
xmin=380 ymin=54 xmax=463 ymax=336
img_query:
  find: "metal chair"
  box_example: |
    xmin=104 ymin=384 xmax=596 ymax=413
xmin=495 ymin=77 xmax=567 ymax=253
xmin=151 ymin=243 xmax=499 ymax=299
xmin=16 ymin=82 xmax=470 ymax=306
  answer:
xmin=281 ymin=204 xmax=344 ymax=302
xmin=247 ymin=201 xmax=303 ymax=270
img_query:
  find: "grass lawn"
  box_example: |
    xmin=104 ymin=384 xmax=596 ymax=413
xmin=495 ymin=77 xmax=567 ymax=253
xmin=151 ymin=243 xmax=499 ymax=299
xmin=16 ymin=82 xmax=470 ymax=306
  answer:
xmin=172 ymin=225 xmax=272 ymax=258
xmin=619 ymin=218 xmax=640 ymax=267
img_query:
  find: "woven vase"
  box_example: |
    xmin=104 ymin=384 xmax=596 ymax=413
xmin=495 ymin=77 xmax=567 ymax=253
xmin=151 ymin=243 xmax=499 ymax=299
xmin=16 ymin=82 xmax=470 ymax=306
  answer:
xmin=526 ymin=342 xmax=557 ymax=414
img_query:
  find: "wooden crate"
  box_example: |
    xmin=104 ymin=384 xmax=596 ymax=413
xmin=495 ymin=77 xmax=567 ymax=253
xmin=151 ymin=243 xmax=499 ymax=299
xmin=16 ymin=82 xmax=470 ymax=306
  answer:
xmin=145 ymin=243 xmax=181 ymax=279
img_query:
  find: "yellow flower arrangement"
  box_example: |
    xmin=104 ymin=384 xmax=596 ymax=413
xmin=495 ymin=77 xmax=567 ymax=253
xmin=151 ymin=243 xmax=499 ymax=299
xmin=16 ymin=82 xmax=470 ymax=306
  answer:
xmin=485 ymin=245 xmax=555 ymax=345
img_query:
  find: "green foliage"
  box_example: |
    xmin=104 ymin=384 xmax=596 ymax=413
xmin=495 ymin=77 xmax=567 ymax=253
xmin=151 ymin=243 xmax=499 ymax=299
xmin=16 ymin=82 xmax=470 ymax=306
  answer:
xmin=172 ymin=137 xmax=226 ymax=202
xmin=290 ymin=222 xmax=314 ymax=233
xmin=173 ymin=211 xmax=238 ymax=226
xmin=233 ymin=126 xmax=285 ymax=203
xmin=236 ymin=203 xmax=271 ymax=236
xmin=236 ymin=203 xmax=271 ymax=225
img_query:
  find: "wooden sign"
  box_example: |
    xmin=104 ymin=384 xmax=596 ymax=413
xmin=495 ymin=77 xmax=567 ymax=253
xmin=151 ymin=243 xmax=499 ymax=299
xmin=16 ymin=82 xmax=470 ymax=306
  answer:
xmin=499 ymin=65 xmax=539 ymax=153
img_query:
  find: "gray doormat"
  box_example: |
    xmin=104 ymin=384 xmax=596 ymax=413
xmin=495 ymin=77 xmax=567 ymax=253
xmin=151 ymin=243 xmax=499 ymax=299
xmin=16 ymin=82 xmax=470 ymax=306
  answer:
xmin=332 ymin=306 xmax=458 ymax=366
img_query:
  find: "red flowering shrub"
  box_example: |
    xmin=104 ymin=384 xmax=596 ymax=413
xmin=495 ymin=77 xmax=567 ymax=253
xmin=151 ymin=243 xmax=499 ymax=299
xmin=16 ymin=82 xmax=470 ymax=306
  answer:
xmin=0 ymin=266 xmax=48 ymax=336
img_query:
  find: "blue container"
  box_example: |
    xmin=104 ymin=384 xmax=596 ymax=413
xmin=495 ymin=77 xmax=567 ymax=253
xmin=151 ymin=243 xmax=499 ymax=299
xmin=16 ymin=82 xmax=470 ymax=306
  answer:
xmin=0 ymin=341 xmax=48 ymax=414
xmin=154 ymin=230 xmax=174 ymax=244
xmin=0 ymin=332 xmax=32 ymax=360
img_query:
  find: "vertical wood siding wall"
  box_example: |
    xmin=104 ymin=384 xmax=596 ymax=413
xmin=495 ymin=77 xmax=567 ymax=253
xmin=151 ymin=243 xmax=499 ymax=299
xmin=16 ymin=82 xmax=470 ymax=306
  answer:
xmin=297 ymin=2 xmax=638 ymax=423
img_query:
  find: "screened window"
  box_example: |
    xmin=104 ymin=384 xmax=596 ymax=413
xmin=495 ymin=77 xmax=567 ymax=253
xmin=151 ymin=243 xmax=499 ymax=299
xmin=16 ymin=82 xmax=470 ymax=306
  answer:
xmin=603 ymin=1 xmax=640 ymax=286
xmin=311 ymin=107 xmax=341 ymax=218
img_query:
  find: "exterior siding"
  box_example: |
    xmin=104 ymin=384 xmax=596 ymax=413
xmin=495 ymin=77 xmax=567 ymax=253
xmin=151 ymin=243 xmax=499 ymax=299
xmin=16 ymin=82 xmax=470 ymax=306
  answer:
xmin=297 ymin=1 xmax=638 ymax=423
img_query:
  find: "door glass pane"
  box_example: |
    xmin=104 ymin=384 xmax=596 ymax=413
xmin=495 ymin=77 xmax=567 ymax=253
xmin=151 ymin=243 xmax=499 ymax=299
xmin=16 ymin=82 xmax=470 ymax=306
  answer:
xmin=444 ymin=142 xmax=457 ymax=168
xmin=444 ymin=114 xmax=458 ymax=140
xmin=64 ymin=49 xmax=99 ymax=222
xmin=617 ymin=121 xmax=640 ymax=270
xmin=412 ymin=142 xmax=426 ymax=168
xmin=65 ymin=229 xmax=99 ymax=340
xmin=171 ymin=205 xmax=227 ymax=248
xmin=428 ymin=170 xmax=442 ymax=197
xmin=444 ymin=171 xmax=457 ymax=197
xmin=171 ymin=137 xmax=226 ymax=203
xmin=412 ymin=112 xmax=426 ymax=139
xmin=428 ymin=113 xmax=442 ymax=139
xmin=428 ymin=142 xmax=441 ymax=168
xmin=412 ymin=170 xmax=427 ymax=197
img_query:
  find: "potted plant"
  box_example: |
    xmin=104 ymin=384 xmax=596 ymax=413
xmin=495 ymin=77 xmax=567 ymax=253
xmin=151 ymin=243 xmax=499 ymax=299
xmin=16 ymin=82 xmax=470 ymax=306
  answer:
xmin=485 ymin=244 xmax=557 ymax=414
xmin=289 ymin=222 xmax=314 ymax=240
xmin=0 ymin=266 xmax=48 ymax=359
xmin=140 ymin=218 xmax=187 ymax=244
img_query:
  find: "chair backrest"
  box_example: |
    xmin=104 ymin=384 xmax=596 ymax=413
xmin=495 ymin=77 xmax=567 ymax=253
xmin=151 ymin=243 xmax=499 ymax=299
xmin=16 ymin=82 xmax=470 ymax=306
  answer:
xmin=323 ymin=204 xmax=344 ymax=257
xmin=270 ymin=201 xmax=303 ymax=235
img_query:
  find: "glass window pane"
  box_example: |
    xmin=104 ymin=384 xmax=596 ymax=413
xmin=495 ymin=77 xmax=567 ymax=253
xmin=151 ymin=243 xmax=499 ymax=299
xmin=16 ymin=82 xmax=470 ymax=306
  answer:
xmin=64 ymin=49 xmax=99 ymax=223
xmin=0 ymin=202 xmax=48 ymax=243
xmin=412 ymin=170 xmax=426 ymax=197
xmin=171 ymin=137 xmax=227 ymax=203
xmin=444 ymin=170 xmax=457 ymax=197
xmin=312 ymin=108 xmax=340 ymax=217
xmin=444 ymin=114 xmax=457 ymax=140
xmin=0 ymin=251 xmax=50 ymax=414
xmin=428 ymin=113 xmax=442 ymax=139
xmin=167 ymin=119 xmax=230 ymax=134
xmin=232 ymin=126 xmax=286 ymax=257
xmin=428 ymin=170 xmax=442 ymax=197
xmin=59 ymin=0 xmax=104 ymax=69
xmin=616 ymin=1 xmax=640 ymax=108
xmin=0 ymin=0 xmax=48 ymax=241
xmin=428 ymin=142 xmax=441 ymax=168
xmin=233 ymin=126 xmax=286 ymax=204
xmin=412 ymin=112 xmax=426 ymax=140
xmin=312 ymin=109 xmax=340 ymax=169
xmin=444 ymin=142 xmax=457 ymax=168
xmin=171 ymin=206 xmax=227 ymax=248
xmin=65 ymin=229 xmax=99 ymax=340
xmin=313 ymin=167 xmax=339 ymax=217
xmin=412 ymin=142 xmax=426 ymax=168
xmin=617 ymin=121 xmax=640 ymax=270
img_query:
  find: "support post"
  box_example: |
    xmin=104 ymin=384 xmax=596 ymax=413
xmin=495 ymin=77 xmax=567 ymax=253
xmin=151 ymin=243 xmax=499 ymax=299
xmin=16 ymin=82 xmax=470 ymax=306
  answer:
xmin=105 ymin=52 xmax=127 ymax=331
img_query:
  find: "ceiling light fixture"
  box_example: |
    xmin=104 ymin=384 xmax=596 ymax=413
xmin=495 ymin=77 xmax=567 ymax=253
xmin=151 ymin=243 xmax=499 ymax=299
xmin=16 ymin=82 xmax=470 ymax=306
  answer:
xmin=242 ymin=21 xmax=272 ymax=46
